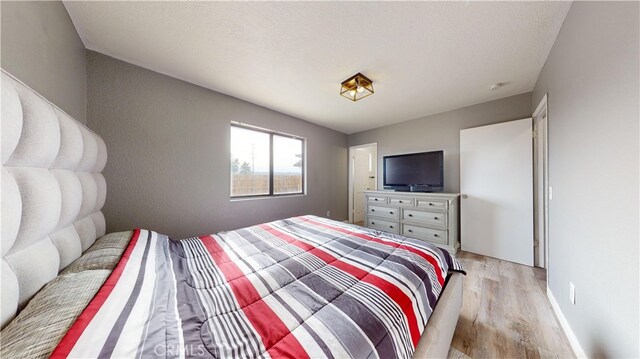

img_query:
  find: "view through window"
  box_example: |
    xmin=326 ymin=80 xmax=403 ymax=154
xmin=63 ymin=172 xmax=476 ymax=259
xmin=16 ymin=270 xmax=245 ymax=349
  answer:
xmin=231 ymin=124 xmax=304 ymax=197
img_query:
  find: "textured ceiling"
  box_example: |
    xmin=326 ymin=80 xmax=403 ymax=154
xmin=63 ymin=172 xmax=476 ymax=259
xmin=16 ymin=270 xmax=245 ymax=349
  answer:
xmin=64 ymin=1 xmax=570 ymax=134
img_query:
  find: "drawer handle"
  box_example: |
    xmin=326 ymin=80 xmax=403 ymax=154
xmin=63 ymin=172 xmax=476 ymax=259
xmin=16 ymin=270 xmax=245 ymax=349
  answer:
xmin=408 ymin=214 xmax=413 ymax=217
xmin=434 ymin=217 xmax=439 ymax=220
xmin=408 ymin=229 xmax=413 ymax=233
xmin=371 ymin=209 xmax=375 ymax=212
xmin=390 ymin=225 xmax=394 ymax=229
xmin=371 ymin=221 xmax=375 ymax=225
xmin=389 ymin=211 xmax=394 ymax=215
xmin=399 ymin=200 xmax=403 ymax=203
xmin=374 ymin=198 xmax=379 ymax=201
xmin=428 ymin=203 xmax=433 ymax=206
xmin=434 ymin=234 xmax=439 ymax=237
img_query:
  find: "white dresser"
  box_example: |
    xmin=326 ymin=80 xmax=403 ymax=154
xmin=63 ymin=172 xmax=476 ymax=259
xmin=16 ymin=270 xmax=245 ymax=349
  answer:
xmin=363 ymin=190 xmax=460 ymax=253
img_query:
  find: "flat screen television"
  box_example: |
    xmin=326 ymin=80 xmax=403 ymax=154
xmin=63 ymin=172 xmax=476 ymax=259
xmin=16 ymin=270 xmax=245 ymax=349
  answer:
xmin=383 ymin=151 xmax=444 ymax=192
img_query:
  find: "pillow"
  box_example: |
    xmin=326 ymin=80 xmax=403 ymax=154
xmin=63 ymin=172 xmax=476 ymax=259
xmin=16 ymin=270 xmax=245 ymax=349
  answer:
xmin=0 ymin=270 xmax=110 ymax=358
xmin=85 ymin=230 xmax=133 ymax=253
xmin=61 ymin=230 xmax=132 ymax=274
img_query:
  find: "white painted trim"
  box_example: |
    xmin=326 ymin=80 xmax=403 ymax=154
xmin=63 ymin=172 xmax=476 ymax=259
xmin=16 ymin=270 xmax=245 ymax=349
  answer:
xmin=533 ymin=93 xmax=548 ymax=119
xmin=533 ymin=93 xmax=549 ymax=270
xmin=347 ymin=143 xmax=377 ymax=223
xmin=546 ymin=286 xmax=588 ymax=359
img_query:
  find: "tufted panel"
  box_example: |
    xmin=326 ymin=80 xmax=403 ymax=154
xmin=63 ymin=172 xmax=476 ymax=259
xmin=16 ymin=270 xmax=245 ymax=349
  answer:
xmin=1 ymin=261 xmax=19 ymax=326
xmin=51 ymin=109 xmax=84 ymax=169
xmin=91 ymin=211 xmax=107 ymax=238
xmin=5 ymin=80 xmax=60 ymax=168
xmin=5 ymin=239 xmax=60 ymax=309
xmin=1 ymin=168 xmax=21 ymax=256
xmin=51 ymin=170 xmax=83 ymax=231
xmin=1 ymin=71 xmax=108 ymax=328
xmin=1 ymin=78 xmax=22 ymax=165
xmin=50 ymin=226 xmax=82 ymax=271
xmin=7 ymin=168 xmax=62 ymax=254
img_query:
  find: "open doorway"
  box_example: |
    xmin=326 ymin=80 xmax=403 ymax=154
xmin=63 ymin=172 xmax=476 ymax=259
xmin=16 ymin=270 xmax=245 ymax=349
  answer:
xmin=533 ymin=94 xmax=549 ymax=269
xmin=348 ymin=143 xmax=377 ymax=224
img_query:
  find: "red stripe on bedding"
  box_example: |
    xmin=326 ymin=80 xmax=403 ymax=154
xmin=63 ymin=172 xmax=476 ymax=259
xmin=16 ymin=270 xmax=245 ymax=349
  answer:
xmin=50 ymin=229 xmax=142 ymax=358
xmin=200 ymin=235 xmax=310 ymax=359
xmin=304 ymin=217 xmax=446 ymax=286
xmin=259 ymin=222 xmax=422 ymax=347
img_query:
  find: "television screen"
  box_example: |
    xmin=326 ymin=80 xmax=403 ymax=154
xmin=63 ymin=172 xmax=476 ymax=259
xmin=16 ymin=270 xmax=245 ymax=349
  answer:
xmin=383 ymin=151 xmax=444 ymax=191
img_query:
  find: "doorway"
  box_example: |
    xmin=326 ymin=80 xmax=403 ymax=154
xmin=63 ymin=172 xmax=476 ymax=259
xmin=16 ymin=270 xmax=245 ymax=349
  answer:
xmin=533 ymin=94 xmax=549 ymax=269
xmin=348 ymin=143 xmax=377 ymax=224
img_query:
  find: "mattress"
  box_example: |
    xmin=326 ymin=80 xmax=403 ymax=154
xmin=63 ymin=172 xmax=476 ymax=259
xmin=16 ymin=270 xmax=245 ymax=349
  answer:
xmin=2 ymin=216 xmax=464 ymax=358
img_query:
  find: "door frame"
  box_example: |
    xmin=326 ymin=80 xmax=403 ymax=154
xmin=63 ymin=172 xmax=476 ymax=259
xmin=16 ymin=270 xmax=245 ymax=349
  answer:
xmin=348 ymin=143 xmax=377 ymax=223
xmin=533 ymin=94 xmax=549 ymax=269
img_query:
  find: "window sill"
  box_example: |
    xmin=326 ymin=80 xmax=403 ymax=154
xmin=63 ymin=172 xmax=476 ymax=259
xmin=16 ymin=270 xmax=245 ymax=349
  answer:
xmin=230 ymin=193 xmax=307 ymax=202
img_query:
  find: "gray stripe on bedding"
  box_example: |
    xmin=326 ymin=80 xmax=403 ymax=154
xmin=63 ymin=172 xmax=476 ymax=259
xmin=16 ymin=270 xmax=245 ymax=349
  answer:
xmin=170 ymin=239 xmax=214 ymax=358
xmin=138 ymin=234 xmax=181 ymax=358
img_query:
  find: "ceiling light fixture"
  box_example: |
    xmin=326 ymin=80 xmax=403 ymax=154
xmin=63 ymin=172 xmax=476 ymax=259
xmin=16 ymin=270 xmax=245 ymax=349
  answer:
xmin=340 ymin=73 xmax=374 ymax=102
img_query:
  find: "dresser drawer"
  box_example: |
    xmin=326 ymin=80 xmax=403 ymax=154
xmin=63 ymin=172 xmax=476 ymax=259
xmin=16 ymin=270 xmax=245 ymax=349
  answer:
xmin=415 ymin=199 xmax=448 ymax=210
xmin=389 ymin=197 xmax=413 ymax=206
xmin=403 ymin=209 xmax=447 ymax=227
xmin=368 ymin=196 xmax=388 ymax=204
xmin=403 ymin=224 xmax=447 ymax=245
xmin=368 ymin=205 xmax=399 ymax=220
xmin=367 ymin=218 xmax=399 ymax=234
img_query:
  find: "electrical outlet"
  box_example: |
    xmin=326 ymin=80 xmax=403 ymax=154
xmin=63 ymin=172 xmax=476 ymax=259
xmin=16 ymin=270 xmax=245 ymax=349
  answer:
xmin=569 ymin=282 xmax=576 ymax=305
xmin=326 ymin=211 xmax=331 ymax=217
xmin=549 ymin=186 xmax=553 ymax=200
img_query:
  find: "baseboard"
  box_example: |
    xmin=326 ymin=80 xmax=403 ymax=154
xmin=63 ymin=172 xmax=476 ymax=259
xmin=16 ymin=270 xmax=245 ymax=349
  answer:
xmin=546 ymin=286 xmax=588 ymax=358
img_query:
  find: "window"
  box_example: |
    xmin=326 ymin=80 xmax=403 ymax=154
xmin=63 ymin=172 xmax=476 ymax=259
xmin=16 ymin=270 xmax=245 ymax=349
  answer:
xmin=231 ymin=123 xmax=305 ymax=198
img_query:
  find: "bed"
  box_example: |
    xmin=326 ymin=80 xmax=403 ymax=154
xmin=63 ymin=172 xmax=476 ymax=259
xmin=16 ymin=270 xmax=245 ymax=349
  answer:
xmin=0 ymin=70 xmax=464 ymax=358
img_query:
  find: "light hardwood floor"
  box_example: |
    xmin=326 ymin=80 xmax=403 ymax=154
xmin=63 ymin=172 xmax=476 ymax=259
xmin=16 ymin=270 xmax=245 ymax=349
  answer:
xmin=448 ymin=251 xmax=574 ymax=359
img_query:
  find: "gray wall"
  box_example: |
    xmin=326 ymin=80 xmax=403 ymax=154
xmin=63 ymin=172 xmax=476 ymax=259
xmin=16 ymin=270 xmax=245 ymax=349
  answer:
xmin=348 ymin=93 xmax=532 ymax=193
xmin=86 ymin=51 xmax=348 ymax=238
xmin=532 ymin=2 xmax=639 ymax=357
xmin=1 ymin=1 xmax=86 ymax=123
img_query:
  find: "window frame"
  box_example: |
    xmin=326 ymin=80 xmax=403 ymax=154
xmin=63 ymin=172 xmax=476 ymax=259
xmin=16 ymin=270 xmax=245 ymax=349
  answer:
xmin=230 ymin=122 xmax=306 ymax=199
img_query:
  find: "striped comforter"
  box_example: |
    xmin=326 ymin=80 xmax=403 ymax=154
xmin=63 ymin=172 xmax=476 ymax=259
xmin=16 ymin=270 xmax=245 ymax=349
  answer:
xmin=52 ymin=215 xmax=463 ymax=358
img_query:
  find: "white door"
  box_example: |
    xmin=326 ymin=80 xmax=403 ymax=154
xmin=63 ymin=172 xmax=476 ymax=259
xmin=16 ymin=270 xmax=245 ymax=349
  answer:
xmin=352 ymin=146 xmax=376 ymax=223
xmin=460 ymin=118 xmax=533 ymax=266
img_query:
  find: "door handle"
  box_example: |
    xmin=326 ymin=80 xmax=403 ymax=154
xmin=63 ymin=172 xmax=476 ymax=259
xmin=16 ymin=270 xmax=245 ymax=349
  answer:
xmin=462 ymin=194 xmax=469 ymax=199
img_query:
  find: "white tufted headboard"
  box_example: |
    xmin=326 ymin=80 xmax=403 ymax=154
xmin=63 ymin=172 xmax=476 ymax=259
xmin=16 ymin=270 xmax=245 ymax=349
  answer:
xmin=1 ymin=70 xmax=107 ymax=328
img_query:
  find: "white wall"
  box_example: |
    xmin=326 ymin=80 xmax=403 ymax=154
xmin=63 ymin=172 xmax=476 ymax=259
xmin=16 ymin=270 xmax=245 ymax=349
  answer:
xmin=533 ymin=2 xmax=639 ymax=357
